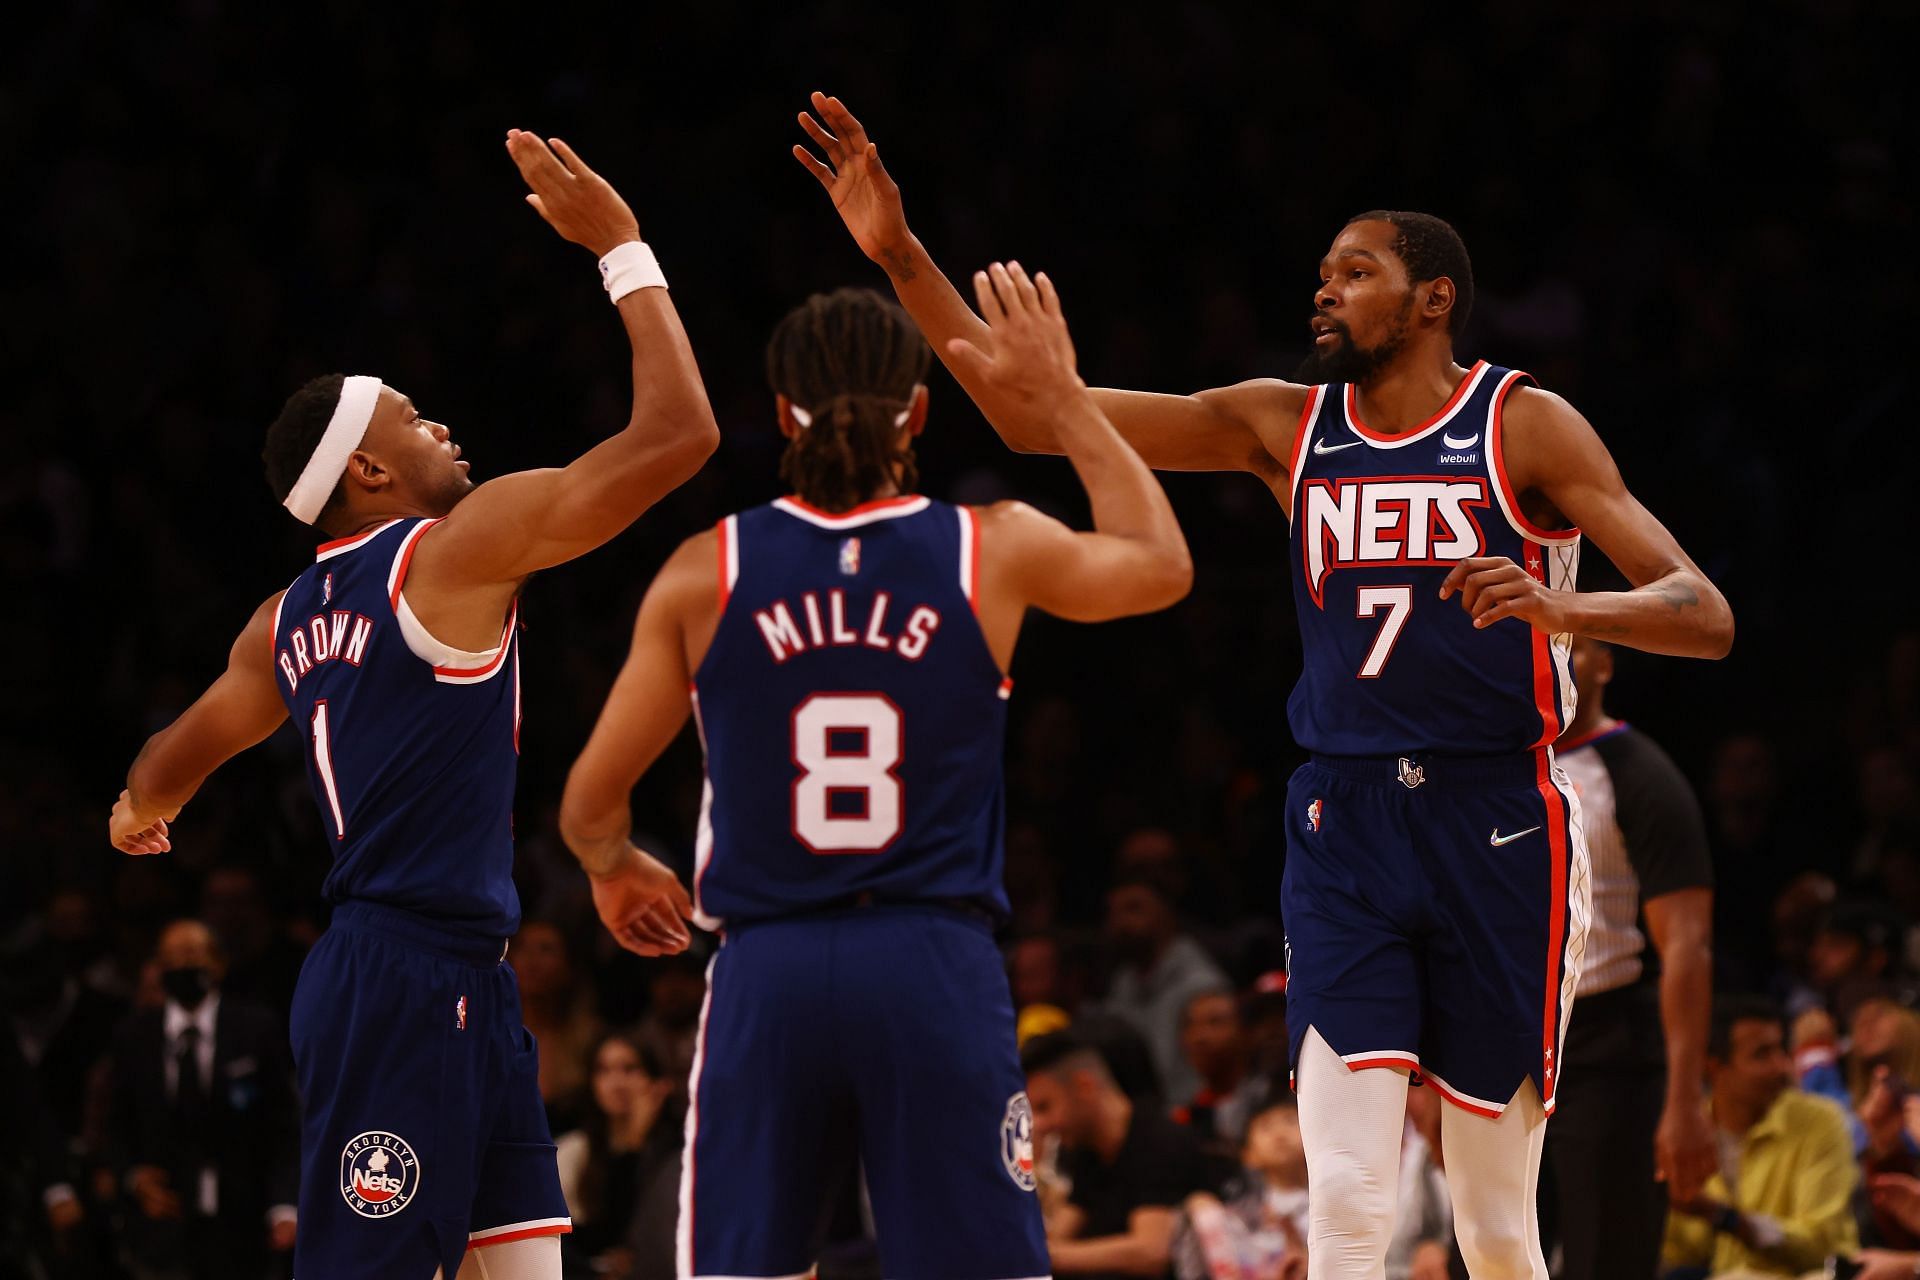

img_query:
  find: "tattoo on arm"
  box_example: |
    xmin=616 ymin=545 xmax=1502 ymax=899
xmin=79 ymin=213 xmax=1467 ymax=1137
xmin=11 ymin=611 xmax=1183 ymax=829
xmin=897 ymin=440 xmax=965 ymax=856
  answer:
xmin=1654 ymin=579 xmax=1700 ymax=611
xmin=880 ymin=248 xmax=918 ymax=283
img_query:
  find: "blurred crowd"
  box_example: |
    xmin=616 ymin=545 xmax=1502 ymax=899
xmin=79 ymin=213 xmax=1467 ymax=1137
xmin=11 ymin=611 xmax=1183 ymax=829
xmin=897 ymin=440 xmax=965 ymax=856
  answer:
xmin=4 ymin=1 xmax=1917 ymax=1277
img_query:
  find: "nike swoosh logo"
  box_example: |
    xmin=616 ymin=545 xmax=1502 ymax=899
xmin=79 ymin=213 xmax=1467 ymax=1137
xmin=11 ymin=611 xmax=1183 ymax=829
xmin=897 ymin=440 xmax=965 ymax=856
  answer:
xmin=1442 ymin=432 xmax=1480 ymax=449
xmin=1313 ymin=438 xmax=1363 ymax=455
xmin=1489 ymin=825 xmax=1543 ymax=846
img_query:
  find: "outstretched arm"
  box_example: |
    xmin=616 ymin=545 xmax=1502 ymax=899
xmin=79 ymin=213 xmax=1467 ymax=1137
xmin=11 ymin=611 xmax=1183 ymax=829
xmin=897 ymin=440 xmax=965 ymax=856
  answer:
xmin=1440 ymin=388 xmax=1734 ymax=658
xmin=111 ymin=594 xmax=290 ymax=853
xmin=411 ymin=132 xmax=719 ymax=590
xmin=794 ymin=92 xmax=1299 ymax=480
xmin=953 ymin=262 xmax=1191 ymax=638
xmin=558 ymin=537 xmax=711 ymax=955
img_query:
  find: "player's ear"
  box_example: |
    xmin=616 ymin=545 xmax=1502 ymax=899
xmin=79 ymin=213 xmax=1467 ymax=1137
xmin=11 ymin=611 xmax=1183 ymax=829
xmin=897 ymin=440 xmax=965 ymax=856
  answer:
xmin=774 ymin=393 xmax=802 ymax=442
xmin=342 ymin=450 xmax=391 ymax=494
xmin=1423 ymin=277 xmax=1455 ymax=326
xmin=904 ymin=383 xmax=929 ymax=438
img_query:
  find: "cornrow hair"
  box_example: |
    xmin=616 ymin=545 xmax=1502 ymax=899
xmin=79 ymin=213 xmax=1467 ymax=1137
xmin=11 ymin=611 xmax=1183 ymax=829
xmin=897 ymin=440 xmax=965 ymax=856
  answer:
xmin=1348 ymin=210 xmax=1475 ymax=334
xmin=766 ymin=287 xmax=932 ymax=512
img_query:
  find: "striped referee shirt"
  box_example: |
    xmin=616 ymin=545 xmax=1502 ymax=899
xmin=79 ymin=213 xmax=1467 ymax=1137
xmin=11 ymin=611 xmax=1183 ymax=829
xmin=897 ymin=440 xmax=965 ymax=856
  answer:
xmin=1557 ymin=722 xmax=1713 ymax=997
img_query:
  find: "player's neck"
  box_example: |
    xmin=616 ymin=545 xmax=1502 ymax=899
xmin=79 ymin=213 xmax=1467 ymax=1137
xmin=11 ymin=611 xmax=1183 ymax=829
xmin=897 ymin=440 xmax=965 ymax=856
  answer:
xmin=1351 ymin=356 xmax=1474 ymax=436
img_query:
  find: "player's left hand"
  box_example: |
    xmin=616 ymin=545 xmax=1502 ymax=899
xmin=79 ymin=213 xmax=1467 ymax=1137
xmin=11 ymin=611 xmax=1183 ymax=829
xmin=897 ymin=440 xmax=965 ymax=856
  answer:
xmin=1655 ymin=1096 xmax=1717 ymax=1203
xmin=110 ymin=790 xmax=172 ymax=855
xmin=588 ymin=844 xmax=695 ymax=957
xmin=505 ymin=129 xmax=640 ymax=258
xmin=1439 ymin=556 xmax=1570 ymax=633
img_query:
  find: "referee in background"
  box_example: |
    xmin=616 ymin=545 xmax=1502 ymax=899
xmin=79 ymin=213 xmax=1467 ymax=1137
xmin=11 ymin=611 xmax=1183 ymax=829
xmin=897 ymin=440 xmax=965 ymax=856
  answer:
xmin=1544 ymin=636 xmax=1717 ymax=1280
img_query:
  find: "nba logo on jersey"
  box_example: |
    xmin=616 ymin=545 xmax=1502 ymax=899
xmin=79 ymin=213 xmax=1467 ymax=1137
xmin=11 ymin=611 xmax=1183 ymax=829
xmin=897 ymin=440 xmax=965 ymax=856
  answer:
xmin=1307 ymin=798 xmax=1323 ymax=832
xmin=455 ymin=995 xmax=467 ymax=1031
xmin=339 ymin=1131 xmax=418 ymax=1218
xmin=839 ymin=536 xmax=861 ymax=576
xmin=322 ymin=572 xmax=333 ymax=604
xmin=1000 ymin=1093 xmax=1036 ymax=1191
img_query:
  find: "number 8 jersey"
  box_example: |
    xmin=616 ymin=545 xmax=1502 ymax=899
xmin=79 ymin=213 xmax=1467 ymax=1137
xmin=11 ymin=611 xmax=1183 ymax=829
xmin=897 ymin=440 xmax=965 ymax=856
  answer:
xmin=1286 ymin=362 xmax=1582 ymax=757
xmin=688 ymin=495 xmax=1011 ymax=931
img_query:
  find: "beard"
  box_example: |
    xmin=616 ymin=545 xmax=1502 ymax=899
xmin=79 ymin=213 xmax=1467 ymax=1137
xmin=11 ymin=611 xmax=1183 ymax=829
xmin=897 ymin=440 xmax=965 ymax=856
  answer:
xmin=1293 ymin=295 xmax=1414 ymax=385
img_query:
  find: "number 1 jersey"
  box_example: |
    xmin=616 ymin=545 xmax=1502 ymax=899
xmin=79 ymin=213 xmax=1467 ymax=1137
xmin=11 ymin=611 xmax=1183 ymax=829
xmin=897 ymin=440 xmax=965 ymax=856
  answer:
xmin=688 ymin=495 xmax=1011 ymax=931
xmin=1285 ymin=361 xmax=1582 ymax=757
xmin=271 ymin=517 xmax=523 ymax=937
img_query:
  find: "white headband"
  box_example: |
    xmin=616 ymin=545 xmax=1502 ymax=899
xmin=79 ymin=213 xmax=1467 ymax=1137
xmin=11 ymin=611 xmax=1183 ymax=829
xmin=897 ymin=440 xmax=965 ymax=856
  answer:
xmin=790 ymin=385 xmax=922 ymax=429
xmin=284 ymin=375 xmax=382 ymax=524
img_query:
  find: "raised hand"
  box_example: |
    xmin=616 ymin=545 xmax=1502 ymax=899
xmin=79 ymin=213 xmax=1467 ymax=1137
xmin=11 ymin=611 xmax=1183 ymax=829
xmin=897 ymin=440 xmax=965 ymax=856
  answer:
xmin=110 ymin=790 xmax=172 ymax=855
xmin=793 ymin=92 xmax=913 ymax=273
xmin=505 ymin=129 xmax=639 ymax=257
xmin=1438 ymin=554 xmax=1572 ymax=634
xmin=587 ymin=843 xmax=695 ymax=958
xmin=944 ymin=262 xmax=1084 ymax=413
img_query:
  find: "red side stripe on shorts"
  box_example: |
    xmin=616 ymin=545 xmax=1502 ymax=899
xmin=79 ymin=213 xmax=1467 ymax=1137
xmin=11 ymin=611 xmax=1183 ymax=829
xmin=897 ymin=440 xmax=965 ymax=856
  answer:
xmin=1537 ymin=752 xmax=1571 ymax=1104
xmin=467 ymin=1223 xmax=571 ymax=1250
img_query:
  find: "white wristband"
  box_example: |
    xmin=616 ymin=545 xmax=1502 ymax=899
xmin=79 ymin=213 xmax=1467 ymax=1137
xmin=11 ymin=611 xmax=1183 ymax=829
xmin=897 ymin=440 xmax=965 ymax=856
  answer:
xmin=598 ymin=241 xmax=667 ymax=303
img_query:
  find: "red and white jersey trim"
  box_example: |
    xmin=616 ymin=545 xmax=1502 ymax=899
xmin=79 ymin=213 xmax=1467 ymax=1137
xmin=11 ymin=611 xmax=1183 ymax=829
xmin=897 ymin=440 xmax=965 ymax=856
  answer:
xmin=1285 ymin=385 xmax=1326 ymax=522
xmin=1340 ymin=1048 xmax=1420 ymax=1072
xmin=1418 ymin=1069 xmax=1511 ymax=1119
xmin=467 ymin=1217 xmax=571 ymax=1249
xmin=1340 ymin=360 xmax=1491 ymax=449
xmin=687 ymin=689 xmax=722 ymax=933
xmin=314 ymin=519 xmax=402 ymax=562
xmin=772 ymin=494 xmax=931 ymax=529
xmin=1487 ymin=370 xmax=1581 ymax=548
xmin=957 ymin=506 xmax=980 ymax=609
xmin=717 ymin=515 xmax=740 ymax=609
xmin=386 ymin=519 xmax=516 ymax=685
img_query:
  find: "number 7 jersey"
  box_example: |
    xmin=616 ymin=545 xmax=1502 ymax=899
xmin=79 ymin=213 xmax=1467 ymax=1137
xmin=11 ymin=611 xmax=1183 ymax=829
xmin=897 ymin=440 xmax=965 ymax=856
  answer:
xmin=687 ymin=495 xmax=1011 ymax=931
xmin=1285 ymin=362 xmax=1581 ymax=756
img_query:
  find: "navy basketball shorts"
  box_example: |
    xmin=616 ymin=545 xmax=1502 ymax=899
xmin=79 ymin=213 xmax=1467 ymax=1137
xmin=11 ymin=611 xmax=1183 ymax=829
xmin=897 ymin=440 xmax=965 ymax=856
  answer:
xmin=289 ymin=902 xmax=570 ymax=1279
xmin=1282 ymin=749 xmax=1591 ymax=1118
xmin=681 ymin=903 xmax=1050 ymax=1280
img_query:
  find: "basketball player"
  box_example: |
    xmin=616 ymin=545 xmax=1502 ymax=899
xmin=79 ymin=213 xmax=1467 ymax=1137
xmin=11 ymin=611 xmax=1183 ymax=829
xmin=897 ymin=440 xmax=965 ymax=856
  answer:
xmin=557 ymin=277 xmax=1191 ymax=1279
xmin=106 ymin=131 xmax=716 ymax=1280
xmin=796 ymin=93 xmax=1734 ymax=1279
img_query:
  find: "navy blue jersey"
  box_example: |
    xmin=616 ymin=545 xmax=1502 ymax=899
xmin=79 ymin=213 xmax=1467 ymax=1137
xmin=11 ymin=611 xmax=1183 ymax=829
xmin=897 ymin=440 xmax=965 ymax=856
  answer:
xmin=271 ymin=518 xmax=523 ymax=937
xmin=688 ymin=496 xmax=1011 ymax=929
xmin=1285 ymin=362 xmax=1581 ymax=756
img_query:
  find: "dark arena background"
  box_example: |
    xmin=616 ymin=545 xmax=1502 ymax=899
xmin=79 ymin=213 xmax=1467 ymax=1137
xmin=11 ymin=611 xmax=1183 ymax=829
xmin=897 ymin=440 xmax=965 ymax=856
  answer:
xmin=5 ymin=3 xmax=1918 ymax=1278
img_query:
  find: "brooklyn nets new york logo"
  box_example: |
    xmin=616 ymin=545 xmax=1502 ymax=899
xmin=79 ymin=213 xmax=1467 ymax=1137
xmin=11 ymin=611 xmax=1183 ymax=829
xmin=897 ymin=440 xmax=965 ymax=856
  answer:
xmin=340 ymin=1130 xmax=420 ymax=1218
xmin=1000 ymin=1093 xmax=1036 ymax=1191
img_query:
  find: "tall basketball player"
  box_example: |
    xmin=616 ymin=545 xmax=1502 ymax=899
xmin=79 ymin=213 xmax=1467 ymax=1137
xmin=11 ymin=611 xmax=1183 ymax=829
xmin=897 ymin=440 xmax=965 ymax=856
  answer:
xmin=796 ymin=93 xmax=1733 ymax=1279
xmin=557 ymin=277 xmax=1191 ymax=1279
xmin=106 ymin=131 xmax=716 ymax=1280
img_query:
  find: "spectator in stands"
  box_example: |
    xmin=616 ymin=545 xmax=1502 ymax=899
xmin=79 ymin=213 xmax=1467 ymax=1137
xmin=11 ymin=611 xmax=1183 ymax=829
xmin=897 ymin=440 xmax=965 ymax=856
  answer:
xmin=1662 ymin=993 xmax=1857 ymax=1276
xmin=1172 ymin=988 xmax=1271 ymax=1158
xmin=1172 ymin=1096 xmax=1308 ymax=1280
xmin=631 ymin=951 xmax=707 ymax=1100
xmin=1807 ymin=899 xmax=1909 ymax=1024
xmin=2 ymin=919 xmax=125 ymax=1147
xmin=198 ymin=866 xmax=305 ymax=1018
xmin=1024 ymin=1029 xmax=1213 ymax=1278
xmin=1769 ymin=872 xmax=1838 ymax=1019
xmin=514 ymin=919 xmax=603 ymax=1131
xmin=1544 ymin=636 xmax=1716 ymax=1280
xmin=1011 ymin=932 xmax=1068 ymax=1012
xmin=1387 ymin=1084 xmax=1454 ymax=1280
xmin=1097 ymin=867 xmax=1229 ymax=1105
xmin=104 ymin=919 xmax=297 ymax=1280
xmin=0 ymin=1030 xmax=87 ymax=1272
xmin=556 ymin=1031 xmax=680 ymax=1280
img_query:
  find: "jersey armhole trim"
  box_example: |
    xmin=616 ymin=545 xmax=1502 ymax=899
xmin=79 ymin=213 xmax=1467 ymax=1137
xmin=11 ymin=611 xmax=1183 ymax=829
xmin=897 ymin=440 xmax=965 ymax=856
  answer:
xmin=957 ymin=505 xmax=980 ymax=613
xmin=386 ymin=518 xmax=516 ymax=684
xmin=1489 ymin=371 xmax=1582 ymax=547
xmin=1285 ymin=385 xmax=1324 ymax=523
xmin=268 ymin=586 xmax=293 ymax=670
xmin=717 ymin=515 xmax=739 ymax=611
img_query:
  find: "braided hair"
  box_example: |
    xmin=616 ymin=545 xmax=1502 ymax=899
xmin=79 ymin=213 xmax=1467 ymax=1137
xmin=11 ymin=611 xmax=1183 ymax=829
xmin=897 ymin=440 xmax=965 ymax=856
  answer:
xmin=1348 ymin=210 xmax=1475 ymax=333
xmin=766 ymin=287 xmax=931 ymax=512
